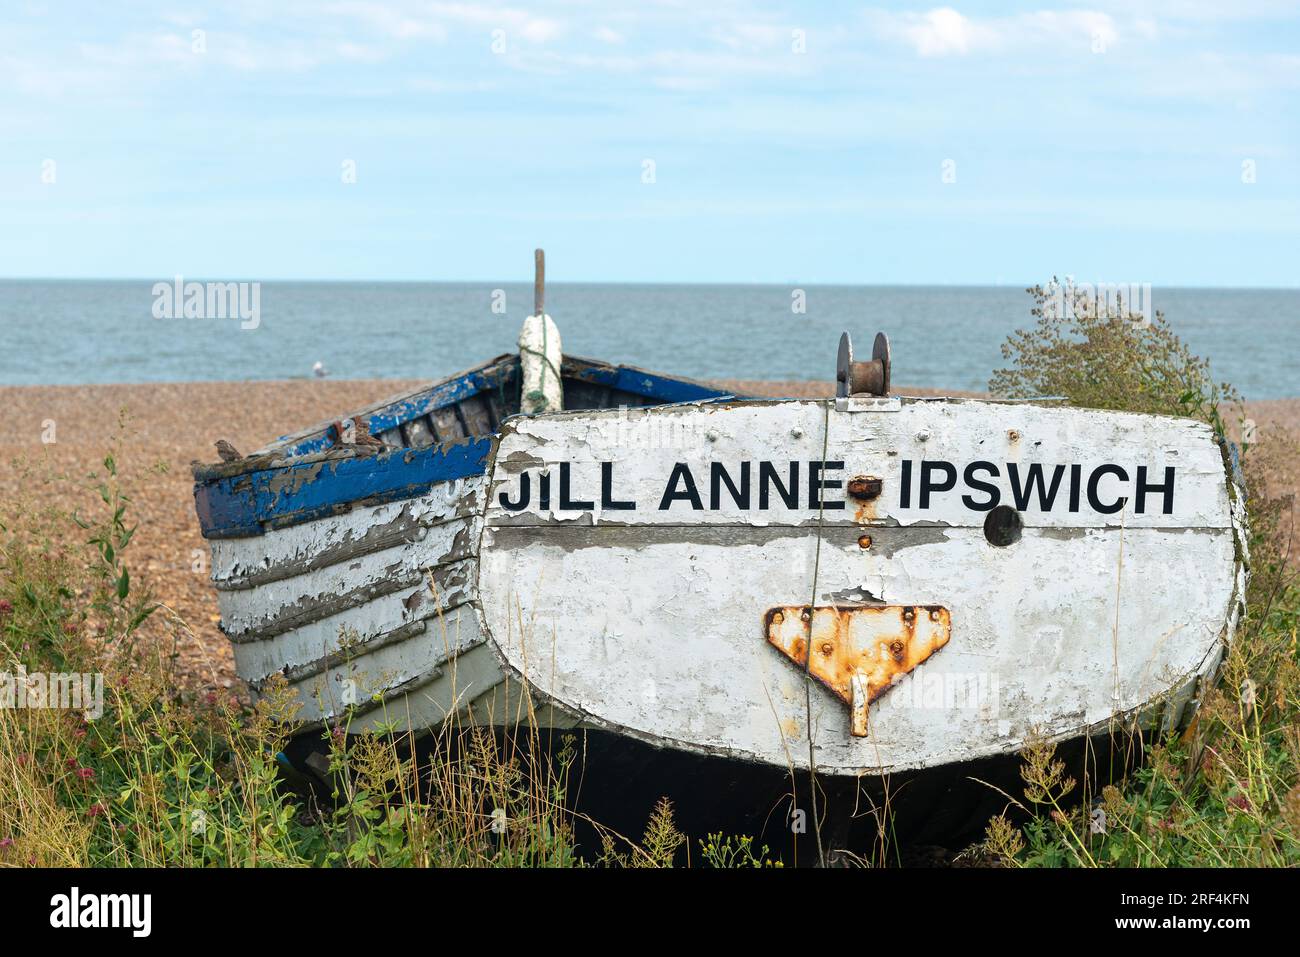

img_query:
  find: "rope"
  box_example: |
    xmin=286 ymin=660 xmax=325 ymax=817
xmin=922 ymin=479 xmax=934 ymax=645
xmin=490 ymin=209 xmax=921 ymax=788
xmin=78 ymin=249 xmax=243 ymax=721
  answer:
xmin=801 ymin=399 xmax=832 ymax=867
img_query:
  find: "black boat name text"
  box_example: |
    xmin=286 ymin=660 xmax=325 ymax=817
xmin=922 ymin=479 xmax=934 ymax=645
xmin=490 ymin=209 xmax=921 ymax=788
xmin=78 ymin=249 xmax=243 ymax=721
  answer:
xmin=495 ymin=460 xmax=1177 ymax=515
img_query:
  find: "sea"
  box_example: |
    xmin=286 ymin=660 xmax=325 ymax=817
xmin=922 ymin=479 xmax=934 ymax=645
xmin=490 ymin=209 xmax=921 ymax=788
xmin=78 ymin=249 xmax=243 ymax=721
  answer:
xmin=0 ymin=281 xmax=1295 ymax=399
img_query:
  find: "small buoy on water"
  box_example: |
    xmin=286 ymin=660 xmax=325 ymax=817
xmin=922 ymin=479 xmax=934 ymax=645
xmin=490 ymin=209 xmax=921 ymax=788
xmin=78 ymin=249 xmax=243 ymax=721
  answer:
xmin=313 ymin=361 xmax=328 ymax=378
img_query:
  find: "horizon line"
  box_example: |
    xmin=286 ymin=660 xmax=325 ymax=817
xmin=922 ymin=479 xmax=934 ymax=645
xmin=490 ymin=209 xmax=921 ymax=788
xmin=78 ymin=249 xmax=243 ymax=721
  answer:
xmin=2 ymin=276 xmax=1297 ymax=292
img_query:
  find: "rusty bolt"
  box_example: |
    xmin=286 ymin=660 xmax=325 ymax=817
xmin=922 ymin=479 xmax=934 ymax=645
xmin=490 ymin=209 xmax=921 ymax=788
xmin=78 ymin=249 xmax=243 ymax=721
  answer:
xmin=858 ymin=534 xmax=872 ymax=550
xmin=903 ymin=608 xmax=915 ymax=622
xmin=800 ymin=609 xmax=811 ymax=622
xmin=889 ymin=639 xmax=904 ymax=660
xmin=847 ymin=476 xmax=883 ymax=500
xmin=1008 ymin=429 xmax=1021 ymax=442
xmin=820 ymin=642 xmax=834 ymax=657
xmin=929 ymin=608 xmax=940 ymax=621
xmin=772 ymin=611 xmax=784 ymax=624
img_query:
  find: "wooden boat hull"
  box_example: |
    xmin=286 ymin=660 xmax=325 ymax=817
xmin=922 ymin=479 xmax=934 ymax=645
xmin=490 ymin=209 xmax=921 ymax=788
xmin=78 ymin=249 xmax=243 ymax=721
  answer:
xmin=477 ymin=398 xmax=1246 ymax=775
xmin=194 ymin=373 xmax=1245 ymax=777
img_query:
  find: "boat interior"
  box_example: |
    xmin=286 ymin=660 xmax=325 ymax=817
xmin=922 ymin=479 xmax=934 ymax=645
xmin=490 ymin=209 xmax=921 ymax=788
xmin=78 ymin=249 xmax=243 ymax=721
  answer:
xmin=258 ymin=353 xmax=739 ymax=460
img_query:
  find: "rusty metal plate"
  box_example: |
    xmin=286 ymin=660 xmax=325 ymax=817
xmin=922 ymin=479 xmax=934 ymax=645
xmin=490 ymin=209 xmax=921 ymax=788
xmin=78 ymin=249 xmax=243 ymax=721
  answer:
xmin=765 ymin=605 xmax=951 ymax=736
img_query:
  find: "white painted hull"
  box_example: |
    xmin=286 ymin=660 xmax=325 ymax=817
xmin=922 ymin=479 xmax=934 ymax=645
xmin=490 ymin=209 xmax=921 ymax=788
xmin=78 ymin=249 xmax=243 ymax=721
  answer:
xmin=477 ymin=398 xmax=1246 ymax=775
xmin=205 ymin=397 xmax=1246 ymax=776
xmin=209 ymin=477 xmax=508 ymax=733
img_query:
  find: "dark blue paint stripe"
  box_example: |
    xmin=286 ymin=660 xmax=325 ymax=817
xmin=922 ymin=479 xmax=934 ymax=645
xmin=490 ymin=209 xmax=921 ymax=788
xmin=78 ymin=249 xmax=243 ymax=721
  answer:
xmin=283 ymin=364 xmax=512 ymax=457
xmin=196 ymin=359 xmax=739 ymax=538
xmin=565 ymin=364 xmax=732 ymax=403
xmin=194 ymin=439 xmax=493 ymax=539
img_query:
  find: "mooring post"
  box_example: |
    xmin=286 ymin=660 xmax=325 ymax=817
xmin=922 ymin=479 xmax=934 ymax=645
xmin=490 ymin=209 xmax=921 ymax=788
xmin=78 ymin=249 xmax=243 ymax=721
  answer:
xmin=534 ymin=248 xmax=545 ymax=317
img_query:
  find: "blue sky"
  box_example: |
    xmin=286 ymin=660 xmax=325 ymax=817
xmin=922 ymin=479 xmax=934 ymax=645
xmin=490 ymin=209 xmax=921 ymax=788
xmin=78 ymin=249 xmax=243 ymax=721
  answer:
xmin=2 ymin=1 xmax=1297 ymax=285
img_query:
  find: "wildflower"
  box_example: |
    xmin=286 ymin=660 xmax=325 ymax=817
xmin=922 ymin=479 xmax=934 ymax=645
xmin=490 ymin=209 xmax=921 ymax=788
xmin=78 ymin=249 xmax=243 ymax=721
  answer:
xmin=16 ymin=754 xmax=30 ymax=767
xmin=1050 ymin=809 xmax=1067 ymax=826
xmin=0 ymin=599 xmax=12 ymax=616
xmin=190 ymin=809 xmax=207 ymax=837
xmin=1240 ymin=677 xmax=1257 ymax=717
xmin=76 ymin=767 xmax=94 ymax=780
xmin=87 ymin=803 xmax=106 ymax=818
xmin=0 ymin=838 xmax=13 ymax=848
xmin=65 ymin=757 xmax=79 ymax=769
xmin=1228 ymin=794 xmax=1253 ymax=812
xmin=204 ymin=692 xmax=218 ymax=707
xmin=490 ymin=807 xmax=508 ymax=835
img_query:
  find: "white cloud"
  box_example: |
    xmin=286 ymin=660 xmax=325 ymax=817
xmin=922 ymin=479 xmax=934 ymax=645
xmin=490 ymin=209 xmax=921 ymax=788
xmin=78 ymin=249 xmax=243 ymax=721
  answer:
xmin=869 ymin=6 xmax=1119 ymax=57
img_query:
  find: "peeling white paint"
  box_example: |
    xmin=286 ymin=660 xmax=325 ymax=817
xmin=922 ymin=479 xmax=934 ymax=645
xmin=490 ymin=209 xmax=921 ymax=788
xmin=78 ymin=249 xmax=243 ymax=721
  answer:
xmin=477 ymin=399 xmax=1244 ymax=774
xmin=202 ymin=398 xmax=1244 ymax=775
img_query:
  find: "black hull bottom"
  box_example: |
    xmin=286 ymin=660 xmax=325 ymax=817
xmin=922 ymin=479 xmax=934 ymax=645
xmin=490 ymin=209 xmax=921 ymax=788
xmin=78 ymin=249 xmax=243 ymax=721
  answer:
xmin=331 ymin=726 xmax=1150 ymax=866
xmin=533 ymin=728 xmax=1148 ymax=865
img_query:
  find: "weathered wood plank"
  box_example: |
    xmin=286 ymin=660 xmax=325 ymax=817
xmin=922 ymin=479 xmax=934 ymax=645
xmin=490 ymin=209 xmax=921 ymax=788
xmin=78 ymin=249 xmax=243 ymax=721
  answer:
xmin=402 ymin=416 xmax=436 ymax=448
xmin=284 ymin=605 xmax=496 ymax=726
xmin=430 ymin=405 xmax=465 ymax=442
xmin=458 ymin=394 xmax=496 ymax=437
xmin=194 ymin=439 xmax=493 ymax=539
xmin=232 ymin=557 xmax=478 ymax=681
xmin=218 ymin=516 xmax=478 ymax=641
xmin=333 ymin=642 xmax=509 ymax=735
xmin=254 ymin=353 xmax=518 ymax=458
xmin=209 ymin=479 xmax=483 ymax=589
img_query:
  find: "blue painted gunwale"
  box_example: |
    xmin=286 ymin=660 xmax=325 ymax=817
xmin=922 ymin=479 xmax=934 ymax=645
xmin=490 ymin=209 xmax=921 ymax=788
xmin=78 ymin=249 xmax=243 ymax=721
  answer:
xmin=563 ymin=362 xmax=732 ymax=406
xmin=193 ymin=354 xmax=737 ymax=539
xmin=275 ymin=355 xmax=517 ymax=458
xmin=194 ymin=439 xmax=493 ymax=539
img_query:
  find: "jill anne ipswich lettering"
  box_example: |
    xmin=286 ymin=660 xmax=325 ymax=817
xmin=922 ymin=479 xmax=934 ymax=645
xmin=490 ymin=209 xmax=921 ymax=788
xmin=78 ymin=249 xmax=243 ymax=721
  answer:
xmin=499 ymin=460 xmax=1177 ymax=515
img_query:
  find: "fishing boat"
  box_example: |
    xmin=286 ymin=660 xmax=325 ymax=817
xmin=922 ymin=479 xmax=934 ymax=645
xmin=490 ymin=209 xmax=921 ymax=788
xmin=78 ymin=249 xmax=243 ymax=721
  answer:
xmin=192 ymin=254 xmax=1246 ymax=841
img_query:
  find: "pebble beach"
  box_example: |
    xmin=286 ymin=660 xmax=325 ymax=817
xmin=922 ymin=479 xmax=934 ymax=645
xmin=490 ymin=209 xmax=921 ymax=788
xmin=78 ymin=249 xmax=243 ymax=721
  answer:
xmin=2 ymin=379 xmax=1295 ymax=695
